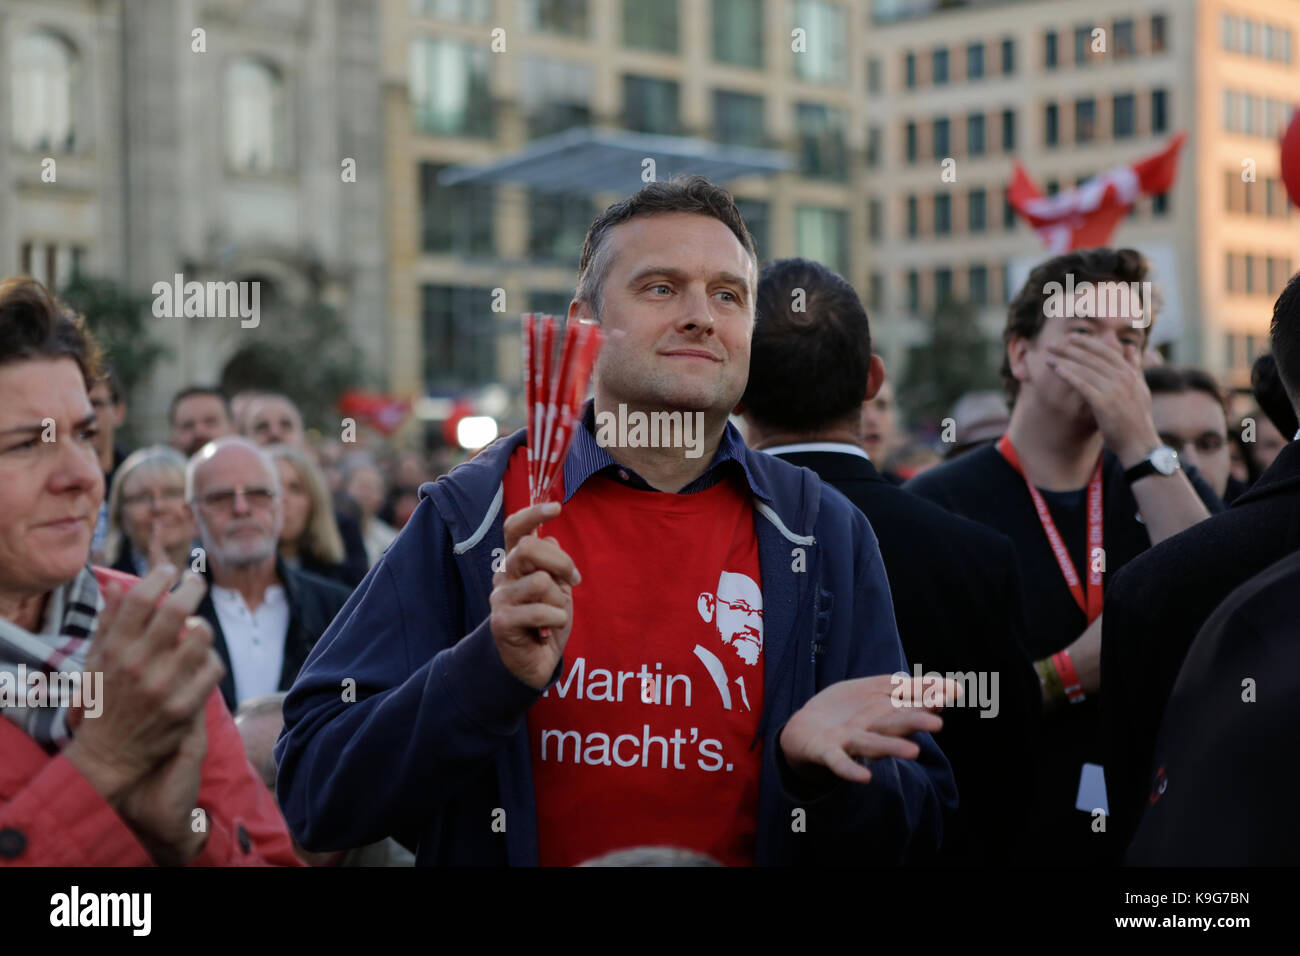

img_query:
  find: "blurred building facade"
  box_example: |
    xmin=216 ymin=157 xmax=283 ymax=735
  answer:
xmin=866 ymin=0 xmax=1300 ymax=388
xmin=1 ymin=0 xmax=386 ymax=437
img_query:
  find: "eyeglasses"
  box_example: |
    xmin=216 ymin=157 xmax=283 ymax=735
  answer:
xmin=123 ymin=488 xmax=186 ymax=508
xmin=197 ymin=486 xmax=277 ymax=510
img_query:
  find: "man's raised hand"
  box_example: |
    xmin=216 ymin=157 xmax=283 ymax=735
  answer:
xmin=490 ymin=501 xmax=581 ymax=691
xmin=779 ymin=675 xmax=960 ymax=784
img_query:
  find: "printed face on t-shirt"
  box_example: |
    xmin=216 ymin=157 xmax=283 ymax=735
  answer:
xmin=697 ymin=570 xmax=764 ymax=666
xmin=583 ymin=211 xmax=755 ymax=422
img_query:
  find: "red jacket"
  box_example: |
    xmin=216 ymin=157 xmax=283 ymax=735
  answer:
xmin=0 ymin=570 xmax=302 ymax=866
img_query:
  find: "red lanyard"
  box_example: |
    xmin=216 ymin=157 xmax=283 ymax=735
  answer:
xmin=996 ymin=435 xmax=1104 ymax=624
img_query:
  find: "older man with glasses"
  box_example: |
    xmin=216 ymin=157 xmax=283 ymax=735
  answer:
xmin=186 ymin=437 xmax=351 ymax=712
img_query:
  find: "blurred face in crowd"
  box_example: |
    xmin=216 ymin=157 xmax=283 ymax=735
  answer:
xmin=860 ymin=380 xmax=897 ymax=461
xmin=1009 ymin=295 xmax=1145 ymax=428
xmin=346 ymin=465 xmax=385 ymax=520
xmin=1250 ymin=412 xmax=1288 ymax=475
xmin=1151 ymin=390 xmax=1230 ymax=499
xmin=172 ymin=393 xmax=234 ymax=457
xmin=119 ymin=466 xmax=194 ymax=559
xmin=245 ymin=396 xmax=304 ymax=448
xmin=585 ymin=212 xmax=755 ymax=421
xmin=0 ymin=359 xmax=103 ymax=604
xmin=87 ymin=379 xmax=124 ymax=473
xmin=274 ymin=458 xmax=311 ymax=546
xmin=189 ymin=443 xmax=283 ymax=570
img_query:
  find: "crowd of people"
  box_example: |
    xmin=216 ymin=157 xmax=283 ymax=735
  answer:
xmin=1 ymin=173 xmax=1298 ymax=867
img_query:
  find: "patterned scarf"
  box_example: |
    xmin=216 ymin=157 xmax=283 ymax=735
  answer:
xmin=0 ymin=566 xmax=102 ymax=750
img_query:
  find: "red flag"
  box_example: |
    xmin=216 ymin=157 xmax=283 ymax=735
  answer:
xmin=337 ymin=390 xmax=412 ymax=436
xmin=1009 ymin=133 xmax=1186 ymax=252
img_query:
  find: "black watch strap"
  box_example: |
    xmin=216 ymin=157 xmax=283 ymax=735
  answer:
xmin=1124 ymin=459 xmax=1158 ymax=485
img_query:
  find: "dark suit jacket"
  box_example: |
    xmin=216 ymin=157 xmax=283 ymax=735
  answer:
xmin=775 ymin=449 xmax=1042 ymax=864
xmin=1126 ymin=547 xmax=1300 ymax=865
xmin=1101 ymin=439 xmax=1300 ymax=850
xmin=198 ymin=557 xmax=352 ymax=712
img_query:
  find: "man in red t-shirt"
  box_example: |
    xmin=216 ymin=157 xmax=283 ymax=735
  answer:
xmin=277 ymin=175 xmax=958 ymax=865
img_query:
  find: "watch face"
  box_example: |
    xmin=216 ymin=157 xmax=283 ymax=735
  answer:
xmin=1151 ymin=445 xmax=1180 ymax=475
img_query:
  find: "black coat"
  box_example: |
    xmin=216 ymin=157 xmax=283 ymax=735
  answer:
xmin=197 ymin=557 xmax=352 ymax=712
xmin=1101 ymin=439 xmax=1300 ymax=850
xmin=1126 ymin=547 xmax=1300 ymax=865
xmin=775 ymin=449 xmax=1041 ymax=864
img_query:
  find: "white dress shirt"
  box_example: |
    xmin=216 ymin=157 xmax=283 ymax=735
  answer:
xmin=210 ymin=584 xmax=289 ymax=706
xmin=760 ymin=441 xmax=872 ymax=461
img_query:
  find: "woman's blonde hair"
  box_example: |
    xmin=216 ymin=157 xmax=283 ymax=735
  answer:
xmin=105 ymin=445 xmax=188 ymax=566
xmin=265 ymin=443 xmax=345 ymax=565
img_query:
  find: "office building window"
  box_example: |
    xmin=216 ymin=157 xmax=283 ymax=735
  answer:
xmin=905 ymin=51 xmax=917 ymax=89
xmin=1151 ymin=13 xmax=1167 ymax=53
xmin=867 ymin=57 xmax=882 ymax=94
xmin=1153 ymin=192 xmax=1169 ymax=216
xmin=420 ymin=163 xmax=494 ymax=256
xmin=422 ymin=285 xmax=499 ymax=389
xmin=1001 ymin=37 xmax=1015 ymax=74
xmin=520 ymin=0 xmax=588 ymax=36
xmin=967 ymin=43 xmax=984 ymax=80
xmin=411 ymin=38 xmax=493 ymax=138
xmin=905 ymin=121 xmax=918 ymax=163
xmin=795 ymin=205 xmax=848 ymax=276
xmin=1114 ymin=19 xmax=1135 ymax=57
xmin=1045 ymin=102 xmax=1059 ymax=147
xmin=520 ymin=57 xmax=591 ymax=139
xmin=935 ymin=267 xmax=953 ymax=305
xmin=529 ymin=192 xmax=598 ymax=263
xmin=713 ymin=0 xmax=764 ymax=68
xmin=1002 ymin=109 xmax=1016 ymax=151
xmin=866 ymin=125 xmax=882 ymax=167
xmin=868 ymin=272 xmax=883 ymax=311
xmin=1113 ymin=93 xmax=1135 ymax=138
xmin=868 ymin=198 xmax=883 ymax=242
xmin=624 ymin=0 xmax=678 ymax=53
xmin=734 ymin=199 xmax=769 ymax=260
xmin=1074 ymin=25 xmax=1091 ymax=66
xmin=969 ymin=265 xmax=989 ymax=306
xmin=967 ymin=113 xmax=986 ymax=156
xmin=793 ymin=0 xmax=848 ymax=84
xmin=1045 ymin=30 xmax=1058 ymax=69
xmin=907 ymin=269 xmax=920 ymax=313
xmin=623 ymin=75 xmax=680 ymax=134
xmin=226 ymin=57 xmax=290 ymax=170
xmin=714 ymin=90 xmax=766 ymax=148
xmin=1075 ymin=97 xmax=1096 ymax=143
xmin=932 ymin=47 xmax=949 ymax=85
xmin=1152 ymin=88 xmax=1169 ymax=133
xmin=412 ymin=0 xmax=493 ymax=22
xmin=933 ymin=116 xmax=950 ymax=159
xmin=12 ymin=29 xmax=77 ymax=152
xmin=906 ymin=195 xmax=919 ymax=238
xmin=796 ymin=102 xmax=847 ymax=180
xmin=969 ymin=188 xmax=987 ymax=233
xmin=934 ymin=193 xmax=952 ymax=235
xmin=1003 ymin=189 xmax=1017 ymax=229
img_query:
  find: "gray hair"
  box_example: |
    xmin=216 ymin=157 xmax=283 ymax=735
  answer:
xmin=105 ymin=445 xmax=188 ymax=565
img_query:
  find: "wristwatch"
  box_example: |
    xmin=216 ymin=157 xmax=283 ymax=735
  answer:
xmin=1123 ymin=445 xmax=1181 ymax=485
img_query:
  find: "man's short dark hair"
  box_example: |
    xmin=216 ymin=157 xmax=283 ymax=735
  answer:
xmin=575 ymin=174 xmax=756 ymax=317
xmin=1269 ymin=270 xmax=1300 ymax=409
xmin=0 ymin=277 xmax=100 ymax=389
xmin=1003 ymin=247 xmax=1154 ymax=405
xmin=170 ymin=385 xmax=231 ymax=425
xmin=97 ymin=363 xmax=124 ymax=404
xmin=1144 ymin=366 xmax=1226 ymax=414
xmin=743 ymin=257 xmax=871 ymax=433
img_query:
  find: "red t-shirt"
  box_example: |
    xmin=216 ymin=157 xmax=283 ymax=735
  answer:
xmin=505 ymin=447 xmax=765 ymax=866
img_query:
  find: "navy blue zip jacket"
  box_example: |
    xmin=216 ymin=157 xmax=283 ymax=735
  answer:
xmin=274 ymin=427 xmax=956 ymax=865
